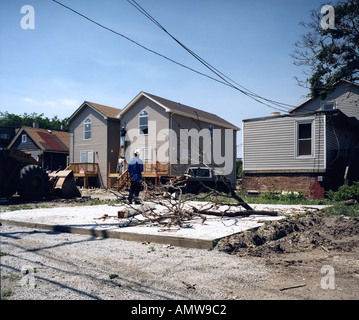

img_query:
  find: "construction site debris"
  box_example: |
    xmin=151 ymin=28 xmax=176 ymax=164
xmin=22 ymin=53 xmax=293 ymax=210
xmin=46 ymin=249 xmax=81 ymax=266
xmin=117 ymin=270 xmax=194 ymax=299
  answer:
xmin=217 ymin=212 xmax=359 ymax=256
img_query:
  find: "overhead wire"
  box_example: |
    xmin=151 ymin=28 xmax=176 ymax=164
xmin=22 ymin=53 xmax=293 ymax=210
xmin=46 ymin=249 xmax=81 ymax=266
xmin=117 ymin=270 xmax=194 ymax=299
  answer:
xmin=51 ymin=0 xmax=235 ymax=88
xmin=52 ymin=0 xmax=292 ymax=113
xmin=126 ymin=0 xmax=294 ymax=111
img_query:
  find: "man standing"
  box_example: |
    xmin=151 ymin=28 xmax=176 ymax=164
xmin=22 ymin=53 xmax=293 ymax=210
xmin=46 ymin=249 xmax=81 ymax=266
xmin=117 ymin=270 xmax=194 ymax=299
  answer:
xmin=127 ymin=149 xmax=143 ymax=204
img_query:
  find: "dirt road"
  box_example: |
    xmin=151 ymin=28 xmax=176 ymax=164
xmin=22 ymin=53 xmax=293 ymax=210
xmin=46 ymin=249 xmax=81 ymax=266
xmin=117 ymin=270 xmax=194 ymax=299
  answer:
xmin=1 ymin=211 xmax=358 ymax=300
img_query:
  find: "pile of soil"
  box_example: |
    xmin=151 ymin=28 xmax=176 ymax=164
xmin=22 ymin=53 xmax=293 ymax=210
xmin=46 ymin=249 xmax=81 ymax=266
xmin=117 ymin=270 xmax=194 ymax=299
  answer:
xmin=217 ymin=213 xmax=359 ymax=256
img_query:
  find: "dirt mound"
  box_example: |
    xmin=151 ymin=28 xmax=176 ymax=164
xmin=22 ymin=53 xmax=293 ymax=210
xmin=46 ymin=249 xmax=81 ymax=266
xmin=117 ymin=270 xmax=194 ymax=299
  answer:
xmin=217 ymin=213 xmax=359 ymax=256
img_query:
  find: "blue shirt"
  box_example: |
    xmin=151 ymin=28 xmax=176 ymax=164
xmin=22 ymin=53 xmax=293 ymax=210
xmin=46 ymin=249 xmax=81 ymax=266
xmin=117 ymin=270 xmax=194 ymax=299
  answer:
xmin=128 ymin=157 xmax=143 ymax=181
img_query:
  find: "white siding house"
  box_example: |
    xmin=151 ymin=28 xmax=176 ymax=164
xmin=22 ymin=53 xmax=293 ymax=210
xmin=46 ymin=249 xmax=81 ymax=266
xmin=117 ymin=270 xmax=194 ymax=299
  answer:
xmin=242 ymin=80 xmax=359 ymax=199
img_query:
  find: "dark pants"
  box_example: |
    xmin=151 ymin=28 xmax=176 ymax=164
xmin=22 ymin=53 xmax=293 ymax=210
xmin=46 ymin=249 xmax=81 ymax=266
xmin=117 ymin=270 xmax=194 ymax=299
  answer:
xmin=128 ymin=180 xmax=141 ymax=203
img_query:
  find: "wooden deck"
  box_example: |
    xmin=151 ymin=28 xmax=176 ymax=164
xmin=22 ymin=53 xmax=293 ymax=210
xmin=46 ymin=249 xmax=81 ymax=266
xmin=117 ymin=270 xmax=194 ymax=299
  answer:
xmin=67 ymin=163 xmax=99 ymax=188
xmin=108 ymin=161 xmax=172 ymax=189
xmin=142 ymin=161 xmax=169 ymax=178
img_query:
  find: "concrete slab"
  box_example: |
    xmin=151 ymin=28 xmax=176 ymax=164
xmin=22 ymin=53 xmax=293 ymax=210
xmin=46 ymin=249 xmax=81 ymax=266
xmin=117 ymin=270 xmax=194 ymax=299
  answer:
xmin=0 ymin=203 xmax=326 ymax=249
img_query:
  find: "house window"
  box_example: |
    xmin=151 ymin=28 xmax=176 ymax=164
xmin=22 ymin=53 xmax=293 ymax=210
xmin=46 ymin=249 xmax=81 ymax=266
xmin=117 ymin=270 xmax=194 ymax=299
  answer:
xmin=22 ymin=134 xmax=27 ymax=143
xmin=80 ymin=151 xmax=94 ymax=163
xmin=297 ymin=122 xmax=313 ymax=156
xmin=84 ymin=118 xmax=92 ymax=140
xmin=139 ymin=110 xmax=148 ymax=135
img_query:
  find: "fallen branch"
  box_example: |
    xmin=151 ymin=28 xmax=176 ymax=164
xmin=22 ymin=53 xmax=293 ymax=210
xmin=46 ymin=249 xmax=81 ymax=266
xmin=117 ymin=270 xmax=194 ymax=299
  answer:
xmin=279 ymin=283 xmax=307 ymax=291
xmin=192 ymin=208 xmax=278 ymax=217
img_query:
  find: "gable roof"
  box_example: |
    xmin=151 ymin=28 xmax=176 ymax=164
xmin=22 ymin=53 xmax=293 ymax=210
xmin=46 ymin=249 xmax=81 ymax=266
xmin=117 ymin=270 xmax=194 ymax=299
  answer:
xmin=119 ymin=91 xmax=240 ymax=130
xmin=8 ymin=126 xmax=70 ymax=153
xmin=67 ymin=101 xmax=121 ymax=123
xmin=289 ymin=80 xmax=359 ymax=113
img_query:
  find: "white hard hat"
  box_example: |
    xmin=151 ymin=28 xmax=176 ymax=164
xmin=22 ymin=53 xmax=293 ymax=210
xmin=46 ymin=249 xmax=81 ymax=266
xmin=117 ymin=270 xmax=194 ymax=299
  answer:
xmin=134 ymin=149 xmax=140 ymax=155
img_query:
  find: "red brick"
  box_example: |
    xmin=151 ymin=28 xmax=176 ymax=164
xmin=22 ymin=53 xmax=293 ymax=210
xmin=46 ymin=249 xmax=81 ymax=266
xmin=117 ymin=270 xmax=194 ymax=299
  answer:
xmin=242 ymin=172 xmax=325 ymax=199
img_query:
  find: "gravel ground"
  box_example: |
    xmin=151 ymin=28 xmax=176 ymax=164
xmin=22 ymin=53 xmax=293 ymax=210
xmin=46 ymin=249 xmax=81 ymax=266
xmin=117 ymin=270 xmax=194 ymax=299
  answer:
xmin=1 ymin=224 xmax=270 ymax=300
xmin=1 ymin=197 xmax=358 ymax=301
xmin=2 ymin=221 xmax=358 ymax=301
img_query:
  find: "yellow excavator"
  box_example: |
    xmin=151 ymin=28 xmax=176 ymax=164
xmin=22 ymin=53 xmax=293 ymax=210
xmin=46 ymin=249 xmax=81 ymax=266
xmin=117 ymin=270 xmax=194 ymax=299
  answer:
xmin=0 ymin=149 xmax=80 ymax=200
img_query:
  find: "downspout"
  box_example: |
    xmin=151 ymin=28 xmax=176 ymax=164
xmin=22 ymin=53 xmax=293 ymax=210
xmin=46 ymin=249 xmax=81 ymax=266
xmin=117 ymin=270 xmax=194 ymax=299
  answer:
xmin=71 ymin=129 xmax=75 ymax=163
xmin=169 ymin=112 xmax=173 ymax=176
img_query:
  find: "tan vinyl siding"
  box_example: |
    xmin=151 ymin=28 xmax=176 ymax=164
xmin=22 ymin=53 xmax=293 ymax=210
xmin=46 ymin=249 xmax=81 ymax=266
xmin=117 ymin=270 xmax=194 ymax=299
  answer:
xmin=120 ymin=96 xmax=169 ymax=163
xmin=120 ymin=96 xmax=237 ymax=186
xmin=171 ymin=113 xmax=237 ymax=186
xmin=243 ymin=115 xmax=326 ymax=172
xmin=69 ymin=105 xmax=108 ymax=187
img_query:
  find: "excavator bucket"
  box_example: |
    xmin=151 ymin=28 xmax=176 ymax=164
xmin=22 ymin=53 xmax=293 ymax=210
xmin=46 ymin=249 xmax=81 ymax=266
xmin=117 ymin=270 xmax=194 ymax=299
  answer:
xmin=48 ymin=170 xmax=81 ymax=199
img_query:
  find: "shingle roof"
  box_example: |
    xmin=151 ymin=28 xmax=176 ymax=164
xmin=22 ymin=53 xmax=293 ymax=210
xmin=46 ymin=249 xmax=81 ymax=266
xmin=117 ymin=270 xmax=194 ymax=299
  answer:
xmin=122 ymin=92 xmax=240 ymax=130
xmin=16 ymin=127 xmax=70 ymax=152
xmin=85 ymin=101 xmax=122 ymax=119
xmin=289 ymin=80 xmax=359 ymax=113
xmin=67 ymin=101 xmax=122 ymax=123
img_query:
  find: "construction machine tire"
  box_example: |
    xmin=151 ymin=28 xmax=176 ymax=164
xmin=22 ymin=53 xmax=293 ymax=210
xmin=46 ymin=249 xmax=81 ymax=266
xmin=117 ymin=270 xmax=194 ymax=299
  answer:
xmin=18 ymin=165 xmax=50 ymax=200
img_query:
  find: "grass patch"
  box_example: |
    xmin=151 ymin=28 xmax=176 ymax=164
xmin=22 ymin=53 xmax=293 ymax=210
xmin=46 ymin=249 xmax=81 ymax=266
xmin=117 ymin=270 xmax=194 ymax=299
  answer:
xmin=322 ymin=202 xmax=359 ymax=217
xmin=8 ymin=204 xmax=33 ymax=211
xmin=1 ymin=288 xmax=13 ymax=300
xmin=195 ymin=191 xmax=330 ymax=206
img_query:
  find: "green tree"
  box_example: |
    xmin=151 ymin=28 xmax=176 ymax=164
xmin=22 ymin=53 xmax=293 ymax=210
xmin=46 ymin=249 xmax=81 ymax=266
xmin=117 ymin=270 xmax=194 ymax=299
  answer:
xmin=292 ymin=0 xmax=359 ymax=98
xmin=0 ymin=111 xmax=69 ymax=131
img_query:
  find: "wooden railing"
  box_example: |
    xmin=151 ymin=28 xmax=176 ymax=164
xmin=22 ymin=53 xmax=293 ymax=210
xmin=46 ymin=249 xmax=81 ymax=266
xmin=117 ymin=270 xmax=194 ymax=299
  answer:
xmin=67 ymin=163 xmax=99 ymax=176
xmin=142 ymin=162 xmax=169 ymax=177
xmin=107 ymin=161 xmax=170 ymax=189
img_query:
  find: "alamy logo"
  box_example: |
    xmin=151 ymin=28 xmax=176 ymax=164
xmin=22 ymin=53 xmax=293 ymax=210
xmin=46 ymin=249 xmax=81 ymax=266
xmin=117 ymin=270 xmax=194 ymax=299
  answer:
xmin=20 ymin=5 xmax=35 ymax=30
xmin=321 ymin=265 xmax=335 ymax=290
xmin=320 ymin=5 xmax=335 ymax=30
xmin=124 ymin=121 xmax=235 ymax=175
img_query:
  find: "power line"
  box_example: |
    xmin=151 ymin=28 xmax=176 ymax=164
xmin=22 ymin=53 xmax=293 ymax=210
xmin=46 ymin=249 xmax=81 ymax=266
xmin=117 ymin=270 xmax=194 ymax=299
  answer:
xmin=51 ymin=0 xmax=234 ymax=88
xmin=52 ymin=0 xmax=290 ymax=113
xmin=127 ymin=0 xmax=294 ymax=111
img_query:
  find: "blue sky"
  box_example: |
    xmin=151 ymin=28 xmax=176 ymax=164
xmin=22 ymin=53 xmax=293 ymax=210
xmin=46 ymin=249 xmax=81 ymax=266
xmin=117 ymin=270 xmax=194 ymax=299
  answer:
xmin=0 ymin=0 xmax=329 ymax=155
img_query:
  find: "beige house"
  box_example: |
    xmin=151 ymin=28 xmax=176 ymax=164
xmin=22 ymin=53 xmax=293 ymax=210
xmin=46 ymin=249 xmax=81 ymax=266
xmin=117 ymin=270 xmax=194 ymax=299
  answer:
xmin=68 ymin=92 xmax=239 ymax=188
xmin=67 ymin=101 xmax=122 ymax=188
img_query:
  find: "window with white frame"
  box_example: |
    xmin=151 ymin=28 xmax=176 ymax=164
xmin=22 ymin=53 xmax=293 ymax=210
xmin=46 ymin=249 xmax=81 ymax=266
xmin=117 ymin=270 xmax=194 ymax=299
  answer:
xmin=139 ymin=110 xmax=148 ymax=135
xmin=84 ymin=118 xmax=92 ymax=140
xmin=297 ymin=122 xmax=313 ymax=156
xmin=22 ymin=134 xmax=27 ymax=143
xmin=80 ymin=151 xmax=94 ymax=163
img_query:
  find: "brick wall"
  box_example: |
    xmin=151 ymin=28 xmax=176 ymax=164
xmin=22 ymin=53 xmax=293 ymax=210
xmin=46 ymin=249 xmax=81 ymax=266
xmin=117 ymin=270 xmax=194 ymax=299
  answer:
xmin=242 ymin=172 xmax=325 ymax=199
